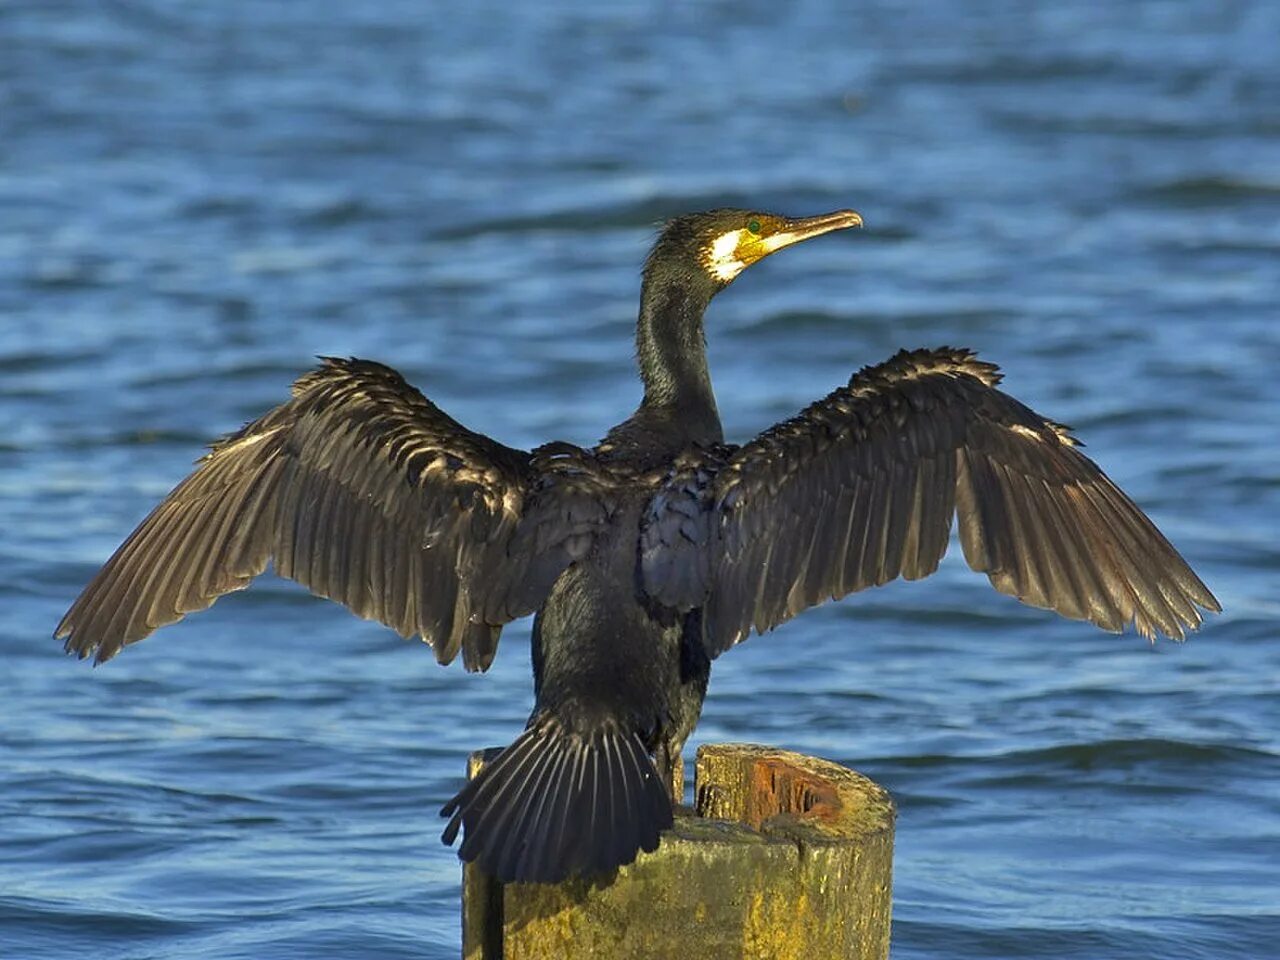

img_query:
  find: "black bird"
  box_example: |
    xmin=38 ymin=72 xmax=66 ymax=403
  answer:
xmin=57 ymin=208 xmax=1219 ymax=884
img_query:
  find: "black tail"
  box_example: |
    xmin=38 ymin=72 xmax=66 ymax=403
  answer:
xmin=440 ymin=714 xmax=672 ymax=884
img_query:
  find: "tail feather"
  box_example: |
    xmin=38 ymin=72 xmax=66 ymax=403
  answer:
xmin=488 ymin=734 xmax=564 ymax=879
xmin=524 ymin=741 xmax=577 ymax=882
xmin=593 ymin=732 xmax=622 ymax=875
xmin=579 ymin=742 xmax=605 ymax=873
xmin=448 ymin=731 xmax=544 ymax=861
xmin=605 ymin=733 xmax=638 ymax=870
xmin=441 ymin=715 xmax=671 ymax=884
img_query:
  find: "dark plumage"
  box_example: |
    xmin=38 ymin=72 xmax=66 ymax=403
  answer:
xmin=56 ymin=207 xmax=1219 ymax=884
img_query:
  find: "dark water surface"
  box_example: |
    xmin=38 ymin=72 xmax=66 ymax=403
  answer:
xmin=3 ymin=2 xmax=1278 ymax=958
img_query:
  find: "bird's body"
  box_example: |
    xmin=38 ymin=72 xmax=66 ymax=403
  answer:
xmin=57 ymin=208 xmax=1219 ymax=884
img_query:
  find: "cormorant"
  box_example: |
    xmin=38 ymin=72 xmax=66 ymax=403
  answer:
xmin=56 ymin=208 xmax=1219 ymax=884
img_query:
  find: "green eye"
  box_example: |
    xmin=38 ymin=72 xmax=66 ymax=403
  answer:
xmin=747 ymin=219 xmax=761 ymax=235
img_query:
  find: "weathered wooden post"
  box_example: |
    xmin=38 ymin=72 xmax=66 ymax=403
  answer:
xmin=461 ymin=742 xmax=895 ymax=959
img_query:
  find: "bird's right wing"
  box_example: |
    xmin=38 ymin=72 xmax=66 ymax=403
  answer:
xmin=641 ymin=348 xmax=1219 ymax=657
xmin=56 ymin=358 xmax=606 ymax=669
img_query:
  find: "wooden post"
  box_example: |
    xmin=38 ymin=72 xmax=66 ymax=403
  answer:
xmin=461 ymin=742 xmax=895 ymax=960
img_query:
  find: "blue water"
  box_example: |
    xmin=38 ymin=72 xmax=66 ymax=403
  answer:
xmin=3 ymin=2 xmax=1278 ymax=957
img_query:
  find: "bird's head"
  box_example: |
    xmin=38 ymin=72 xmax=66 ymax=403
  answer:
xmin=646 ymin=208 xmax=863 ymax=294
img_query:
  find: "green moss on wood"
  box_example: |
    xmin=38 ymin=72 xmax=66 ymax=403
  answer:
xmin=462 ymin=743 xmax=895 ymax=960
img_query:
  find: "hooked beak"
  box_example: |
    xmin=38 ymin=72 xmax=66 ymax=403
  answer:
xmin=760 ymin=209 xmax=864 ymax=255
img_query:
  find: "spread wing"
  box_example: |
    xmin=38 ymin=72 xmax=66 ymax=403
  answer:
xmin=641 ymin=347 xmax=1219 ymax=657
xmin=57 ymin=358 xmax=605 ymax=669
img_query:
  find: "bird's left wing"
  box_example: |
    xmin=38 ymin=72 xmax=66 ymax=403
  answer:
xmin=57 ymin=358 xmax=606 ymax=668
xmin=640 ymin=347 xmax=1219 ymax=657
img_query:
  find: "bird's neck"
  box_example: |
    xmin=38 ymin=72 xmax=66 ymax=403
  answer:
xmin=634 ymin=276 xmax=723 ymax=445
